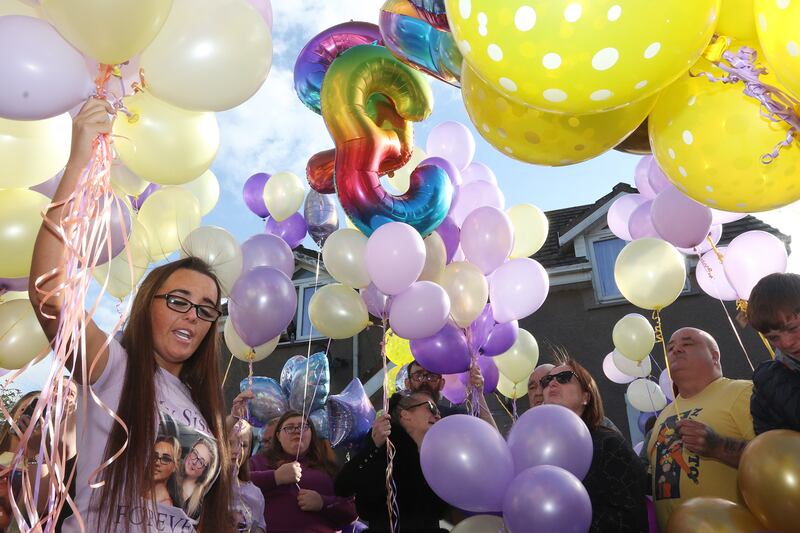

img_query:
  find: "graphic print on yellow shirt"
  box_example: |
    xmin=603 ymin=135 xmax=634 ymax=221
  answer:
xmin=653 ymin=408 xmax=702 ymax=500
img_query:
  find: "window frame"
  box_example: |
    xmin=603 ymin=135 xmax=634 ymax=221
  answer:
xmin=291 ymin=275 xmax=334 ymax=343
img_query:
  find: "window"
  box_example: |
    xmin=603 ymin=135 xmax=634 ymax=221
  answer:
xmin=591 ymin=237 xmax=627 ymax=302
xmin=293 ymin=278 xmax=332 ymax=342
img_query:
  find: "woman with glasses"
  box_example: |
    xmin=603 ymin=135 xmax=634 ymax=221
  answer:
xmin=249 ymin=410 xmax=357 ymax=532
xmin=335 ymin=391 xmax=449 ymax=533
xmin=146 ymin=436 xmax=182 ymax=507
xmin=542 ymin=356 xmax=648 ymax=533
xmin=226 ymin=416 xmax=266 ymax=533
xmin=28 ymin=99 xmax=231 ymax=531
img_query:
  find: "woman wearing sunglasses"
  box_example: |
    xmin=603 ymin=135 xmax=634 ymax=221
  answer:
xmin=335 ymin=391 xmax=449 ymax=533
xmin=249 ymin=411 xmax=357 ymax=532
xmin=542 ymin=357 xmax=648 ymax=533
xmin=28 ymin=99 xmax=231 ymax=531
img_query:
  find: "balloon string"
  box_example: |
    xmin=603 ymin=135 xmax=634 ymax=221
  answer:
xmin=736 ymin=300 xmax=776 ymax=360
xmin=493 ymin=392 xmax=516 ymax=423
xmin=221 ymin=353 xmax=235 ymax=389
xmin=298 ymin=249 xmax=324 ymax=466
xmin=380 ymin=318 xmax=399 ymax=533
xmin=652 ymin=310 xmax=681 ymax=420
xmin=463 ymin=328 xmax=480 ymax=418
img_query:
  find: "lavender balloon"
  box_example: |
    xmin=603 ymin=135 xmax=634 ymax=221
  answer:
xmin=0 ymin=16 xmax=93 ymax=120
xmin=628 ymin=200 xmax=659 ymax=240
xmin=461 ymin=206 xmax=513 ymax=275
xmin=607 ymin=193 xmax=647 ymax=241
xmin=0 ymin=277 xmax=28 ymax=293
xmin=710 ymin=208 xmax=747 ymax=225
xmin=442 ymin=373 xmax=468 ymax=404
xmin=435 ymin=215 xmax=460 ymax=263
xmin=420 ymin=415 xmax=514 ymax=512
xmin=328 ymin=378 xmax=376 ymax=448
xmin=507 ymin=404 xmax=593 ymax=479
xmin=459 ymin=355 xmax=499 ymax=393
xmin=243 ymin=172 xmax=271 ymax=218
xmin=659 ymin=369 xmax=675 ymax=401
xmin=676 ymin=224 xmax=722 ymax=255
xmin=723 ymin=230 xmax=788 ymax=300
xmin=265 ymin=212 xmax=307 ymax=249
xmin=696 ymin=246 xmax=738 ymax=301
xmin=409 ymin=322 xmax=471 ymax=374
xmin=425 ymin=121 xmax=475 ymax=171
xmin=490 ymin=258 xmax=549 ymax=323
xmin=241 ymin=377 xmax=288 ymax=429
xmin=246 ymin=0 xmax=273 ymax=30
xmin=30 ymin=169 xmax=64 ymax=199
xmin=229 ymin=266 xmax=297 ymax=346
xmin=389 ymin=281 xmax=450 ymax=339
xmin=651 ymin=187 xmax=713 ymax=248
xmin=360 ymin=283 xmax=392 ymax=319
xmin=241 ymin=233 xmax=295 ymax=280
xmin=502 ymin=466 xmax=592 ymax=533
xmin=634 ymin=156 xmax=657 ymax=198
xmin=304 ymin=190 xmax=339 ymax=247
xmin=96 ymin=195 xmax=133 ymax=265
xmin=130 ymin=183 xmax=159 ymax=211
xmin=647 ymin=158 xmax=673 ymax=195
xmin=448 ymin=180 xmax=505 ymax=226
xmin=461 ymin=162 xmax=497 ymax=185
xmin=365 ymin=222 xmax=425 ymax=295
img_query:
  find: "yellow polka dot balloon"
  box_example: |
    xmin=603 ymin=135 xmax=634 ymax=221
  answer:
xmin=755 ymin=0 xmax=800 ymax=98
xmin=717 ymin=0 xmax=757 ymax=40
xmin=649 ymin=42 xmax=800 ymax=212
xmin=445 ymin=0 xmax=720 ymax=114
xmin=461 ymin=63 xmax=656 ymax=165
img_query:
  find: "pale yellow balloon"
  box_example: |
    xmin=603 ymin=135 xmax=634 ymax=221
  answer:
xmin=113 ymin=91 xmax=219 ymax=186
xmin=496 ymin=372 xmax=527 ymax=400
xmin=385 ymin=328 xmax=414 ymax=366
xmin=461 ymin=63 xmax=656 ymax=165
xmin=0 ymin=291 xmax=28 ymax=303
xmin=717 ymin=0 xmax=757 ymax=39
xmin=386 ymin=146 xmax=426 ymax=194
xmin=0 ymin=298 xmax=50 ymax=369
xmin=0 ymin=189 xmax=50 ymax=278
xmin=451 ymin=514 xmax=508 ymax=533
xmin=110 ymin=161 xmax=149 ymax=197
xmin=612 ymin=349 xmax=652 ymax=378
xmin=494 ymin=329 xmax=539 ymax=383
xmin=446 ymin=0 xmax=719 ymax=114
xmin=507 ymin=204 xmax=549 ymax=258
xmin=0 ymin=0 xmax=41 ymax=16
xmin=322 ymin=229 xmax=371 ymax=289
xmin=223 ymin=318 xmax=278 ymax=362
xmin=308 ymin=284 xmax=369 ymax=339
xmin=140 ymin=0 xmax=272 ymax=112
xmin=93 ymin=220 xmax=151 ymax=299
xmin=262 ymin=171 xmax=305 ymax=222
xmin=614 ymin=238 xmax=686 ymax=310
xmin=627 ymin=378 xmax=667 ymax=411
xmin=418 ymin=232 xmax=446 ymax=282
xmin=180 ymin=170 xmax=220 ymax=216
xmin=612 ymin=313 xmax=656 ymax=362
xmin=755 ymin=0 xmax=800 ymax=98
xmin=0 ymin=113 xmax=71 ymax=188
xmin=180 ymin=226 xmax=243 ymax=297
xmin=137 ymin=187 xmax=201 ymax=261
xmin=439 ymin=261 xmax=488 ymax=328
xmin=41 ymin=0 xmax=172 ymax=64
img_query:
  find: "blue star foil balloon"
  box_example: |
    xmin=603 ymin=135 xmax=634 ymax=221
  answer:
xmin=309 ymin=407 xmax=330 ymax=440
xmin=241 ymin=377 xmax=288 ymax=429
xmin=287 ymin=352 xmax=330 ymax=414
xmin=327 ymin=379 xmax=376 ymax=448
xmin=280 ymin=355 xmax=306 ymax=398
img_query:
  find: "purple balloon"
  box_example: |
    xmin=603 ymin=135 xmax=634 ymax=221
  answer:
xmin=637 ymin=410 xmax=659 ymax=433
xmin=435 ymin=215 xmax=460 ymax=263
xmin=96 ymin=195 xmax=133 ymax=265
xmin=634 ymin=156 xmax=657 ymax=198
xmin=228 ymin=266 xmax=297 ymax=346
xmin=723 ymin=230 xmax=788 ymax=300
xmin=0 ymin=16 xmax=94 ymax=120
xmin=659 ymin=369 xmax=675 ymax=401
xmin=482 ymin=319 xmax=518 ymax=357
xmin=328 ymin=378 xmax=376 ymax=448
xmin=460 ymin=161 xmax=497 ymax=185
xmin=710 ymin=208 xmax=747 ymax=225
xmin=489 ymin=258 xmax=549 ymax=323
xmin=426 ymin=121 xmax=476 ymax=171
xmin=0 ymin=277 xmax=28 ymax=293
xmin=360 ymin=283 xmax=392 ymax=319
xmin=628 ymin=200 xmax=659 ymax=240
xmin=607 ymin=193 xmax=648 ymax=241
xmin=442 ymin=372 xmax=468 ymax=404
xmin=459 ymin=355 xmax=499 ymax=393
xmin=502 ymin=466 xmax=592 ymax=533
xmin=461 ymin=206 xmax=513 ymax=275
xmin=469 ymin=304 xmax=495 ymax=351
xmin=265 ymin=212 xmax=307 ymax=249
xmin=241 ymin=233 xmax=295 ymax=279
xmin=304 ymin=190 xmax=339 ymax=247
xmin=409 ymin=322 xmax=471 ymax=374
xmin=420 ymin=415 xmax=514 ymax=512
xmin=648 ymin=158 xmax=673 ymax=195
xmin=448 ymin=180 xmax=505 ymax=226
xmin=389 ymin=281 xmax=451 ymax=339
xmin=651 ymin=187 xmax=713 ymax=248
xmin=130 ymin=183 xmax=159 ymax=211
xmin=30 ymin=169 xmax=64 ymax=199
xmin=243 ymin=172 xmax=271 ymax=218
xmin=507 ymin=404 xmax=593 ymax=479
xmin=676 ymin=224 xmax=722 ymax=255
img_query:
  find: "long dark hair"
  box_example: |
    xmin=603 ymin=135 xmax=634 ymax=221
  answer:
xmin=98 ymin=257 xmax=231 ymax=532
xmin=265 ymin=410 xmax=337 ymax=478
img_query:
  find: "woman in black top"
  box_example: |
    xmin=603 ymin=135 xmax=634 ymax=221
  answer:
xmin=334 ymin=391 xmax=449 ymax=533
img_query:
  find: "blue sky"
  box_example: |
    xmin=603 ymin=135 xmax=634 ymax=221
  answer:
xmin=10 ymin=0 xmax=798 ymax=393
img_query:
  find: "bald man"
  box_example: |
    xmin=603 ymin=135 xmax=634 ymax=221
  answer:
xmin=647 ymin=327 xmax=755 ymax=530
xmin=527 ymin=364 xmax=555 ymax=408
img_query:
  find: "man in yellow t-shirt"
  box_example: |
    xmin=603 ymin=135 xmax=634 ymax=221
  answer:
xmin=647 ymin=328 xmax=755 ymax=531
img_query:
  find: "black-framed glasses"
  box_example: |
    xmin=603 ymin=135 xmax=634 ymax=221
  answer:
xmin=188 ymin=448 xmax=210 ymax=470
xmin=281 ymin=424 xmax=311 ymax=435
xmin=155 ymin=293 xmax=221 ymax=322
xmin=540 ymin=370 xmax=577 ymax=389
xmin=404 ymin=400 xmax=440 ymax=417
xmin=409 ymin=371 xmax=442 ymax=384
xmin=153 ymin=452 xmax=174 ymax=466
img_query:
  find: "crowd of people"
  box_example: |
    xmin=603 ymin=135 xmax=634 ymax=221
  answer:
xmin=0 ymin=99 xmax=797 ymax=532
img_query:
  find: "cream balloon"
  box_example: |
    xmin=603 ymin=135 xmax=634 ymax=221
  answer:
xmin=308 ymin=284 xmax=369 ymax=339
xmin=0 ymin=0 xmax=41 ymax=16
xmin=418 ymin=232 xmax=447 ymax=283
xmin=627 ymin=378 xmax=667 ymax=412
xmin=439 ymin=261 xmax=488 ymax=328
xmin=180 ymin=170 xmax=220 ymax=216
xmin=0 ymin=298 xmax=50 ymax=369
xmin=140 ymin=0 xmax=272 ymax=111
xmin=386 ymin=146 xmax=426 ymax=194
xmin=180 ymin=226 xmax=243 ymax=297
xmin=612 ymin=349 xmax=652 ymax=378
xmin=493 ymin=329 xmax=539 ymax=383
xmin=451 ymin=514 xmax=507 ymax=533
xmin=93 ymin=221 xmax=151 ymax=299
xmin=0 ymin=291 xmax=28 ymax=302
xmin=113 ymin=91 xmax=219 ymax=186
xmin=110 ymin=161 xmax=149 ymax=197
xmin=137 ymin=187 xmax=201 ymax=261
xmin=223 ymin=318 xmax=278 ymax=362
xmin=0 ymin=113 xmax=71 ymax=188
xmin=41 ymin=0 xmax=172 ymax=64
xmin=262 ymin=171 xmax=305 ymax=222
xmin=496 ymin=372 xmax=527 ymax=400
xmin=322 ymin=229 xmax=371 ymax=289
xmin=613 ymin=313 xmax=656 ymax=363
xmin=0 ymin=189 xmax=50 ymax=278
xmin=614 ymin=238 xmax=686 ymax=310
xmin=507 ymin=204 xmax=549 ymax=258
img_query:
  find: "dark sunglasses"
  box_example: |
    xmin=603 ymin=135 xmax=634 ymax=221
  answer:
xmin=405 ymin=400 xmax=440 ymax=417
xmin=155 ymin=292 xmax=221 ymax=322
xmin=540 ymin=370 xmax=577 ymax=389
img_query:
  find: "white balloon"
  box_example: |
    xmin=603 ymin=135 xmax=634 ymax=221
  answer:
xmin=627 ymin=378 xmax=667 ymax=412
xmin=181 ymin=226 xmax=243 ymax=297
xmin=612 ymin=349 xmax=652 ymax=378
xmin=602 ymin=352 xmax=635 ymax=384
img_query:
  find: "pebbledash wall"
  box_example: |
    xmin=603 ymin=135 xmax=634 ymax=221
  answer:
xmin=221 ymin=183 xmax=789 ymax=442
